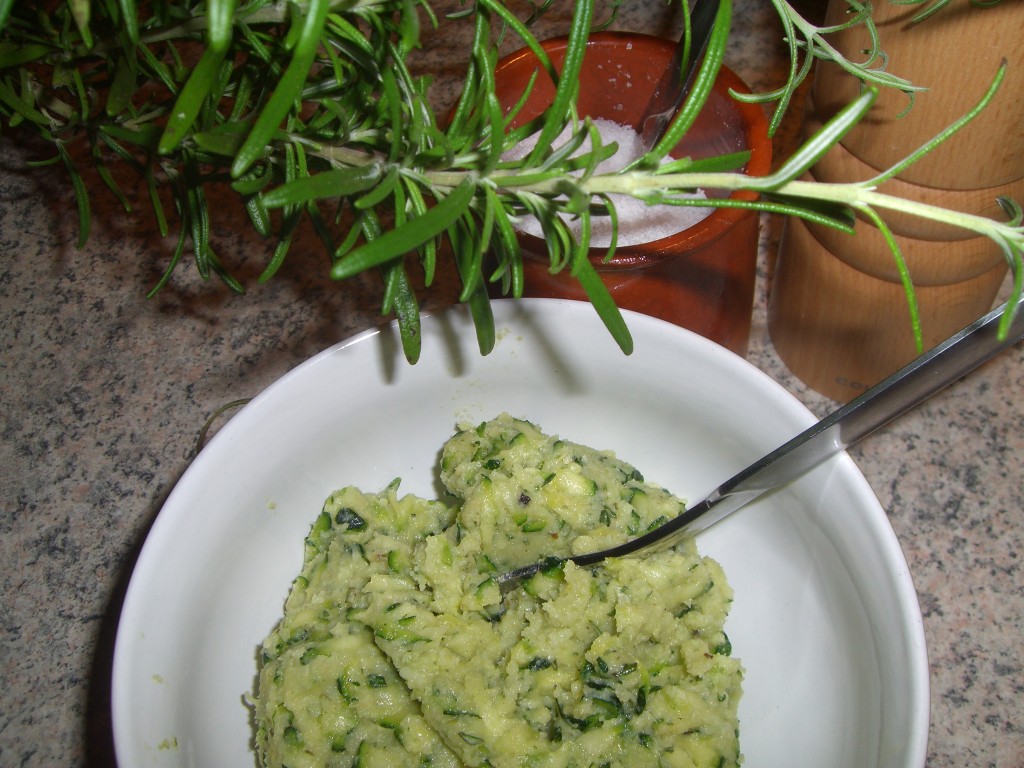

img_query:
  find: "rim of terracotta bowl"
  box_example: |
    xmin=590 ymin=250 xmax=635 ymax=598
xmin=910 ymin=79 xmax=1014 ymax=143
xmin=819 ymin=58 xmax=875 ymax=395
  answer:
xmin=494 ymin=32 xmax=772 ymax=271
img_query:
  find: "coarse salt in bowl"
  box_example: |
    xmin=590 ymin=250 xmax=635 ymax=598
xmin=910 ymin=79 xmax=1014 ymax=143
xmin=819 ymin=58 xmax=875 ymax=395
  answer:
xmin=501 ymin=117 xmax=712 ymax=247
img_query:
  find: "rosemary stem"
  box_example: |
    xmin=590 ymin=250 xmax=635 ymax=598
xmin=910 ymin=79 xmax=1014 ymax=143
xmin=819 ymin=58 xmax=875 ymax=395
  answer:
xmin=570 ymin=172 xmax=1021 ymax=245
xmin=305 ymin=143 xmax=1022 ymax=251
xmin=479 ymin=167 xmax=1022 ymax=257
xmin=779 ymin=179 xmax=1023 ymax=243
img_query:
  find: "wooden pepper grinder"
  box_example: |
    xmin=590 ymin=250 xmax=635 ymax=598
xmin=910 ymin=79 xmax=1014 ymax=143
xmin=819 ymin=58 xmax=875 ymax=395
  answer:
xmin=768 ymin=0 xmax=1024 ymax=401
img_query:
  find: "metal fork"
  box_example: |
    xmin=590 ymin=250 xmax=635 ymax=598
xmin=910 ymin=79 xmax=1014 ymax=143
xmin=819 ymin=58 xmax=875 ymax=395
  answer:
xmin=499 ymin=293 xmax=1024 ymax=594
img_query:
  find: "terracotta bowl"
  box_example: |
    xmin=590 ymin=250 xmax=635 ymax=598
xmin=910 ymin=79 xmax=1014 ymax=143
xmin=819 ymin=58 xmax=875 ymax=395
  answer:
xmin=491 ymin=33 xmax=772 ymax=355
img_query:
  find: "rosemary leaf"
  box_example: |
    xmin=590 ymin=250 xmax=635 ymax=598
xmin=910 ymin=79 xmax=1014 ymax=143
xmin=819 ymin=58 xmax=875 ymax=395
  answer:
xmin=306 ymin=199 xmax=337 ymax=254
xmin=146 ymin=165 xmax=170 ymax=238
xmin=860 ymin=205 xmax=923 ymax=352
xmin=247 ymin=193 xmax=272 ymax=237
xmin=116 ymin=0 xmax=138 ymax=45
xmin=0 ymin=79 xmax=49 ymax=126
xmin=231 ymin=163 xmax=273 ymax=195
xmin=336 ymin=208 xmax=377 ymax=261
xmin=485 ymin=185 xmax=522 ymax=295
xmin=182 ymin=153 xmax=211 ymax=276
xmin=231 ymin=0 xmax=331 ymax=178
xmin=403 ymin=180 xmax=436 ymax=285
xmin=193 ymin=122 xmax=250 ymax=156
xmin=106 ymin=55 xmax=137 ymax=116
xmin=645 ymin=0 xmax=731 ymax=163
xmin=262 ymin=164 xmax=384 ymax=208
xmin=454 ymin=211 xmax=483 ymax=303
xmin=68 ymin=0 xmax=94 ymax=50
xmin=382 ymin=259 xmax=423 ymax=363
xmin=159 ymin=45 xmax=228 ymax=154
xmin=100 ymin=123 xmax=161 ymax=151
xmin=656 ymin=151 xmax=749 ymax=175
xmin=57 ymin=141 xmax=91 ymax=249
xmin=147 ymin=225 xmax=189 ymax=299
xmin=93 ymin=153 xmax=132 ymax=213
xmin=476 ymin=0 xmax=557 ymax=84
xmin=332 ymin=179 xmax=475 ymax=280
xmin=760 ymin=88 xmax=877 ymax=190
xmin=354 ymin=166 xmax=401 ymax=211
xmin=206 ymin=0 xmax=238 ymax=51
xmin=380 ymin=65 xmax=403 ymax=163
xmin=598 ymin=194 xmax=619 ymax=263
xmin=572 ymin=257 xmax=632 ymax=355
xmin=0 ymin=0 xmax=13 ymax=31
xmin=0 ymin=42 xmax=51 ymax=68
xmin=206 ymin=246 xmax=246 ymax=293
xmin=525 ymin=0 xmax=591 ymax=166
xmin=468 ymin=286 xmax=496 ymax=355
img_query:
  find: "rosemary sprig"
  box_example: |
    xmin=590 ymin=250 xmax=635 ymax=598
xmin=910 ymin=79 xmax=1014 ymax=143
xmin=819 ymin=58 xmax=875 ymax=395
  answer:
xmin=0 ymin=0 xmax=1018 ymax=361
xmin=741 ymin=0 xmax=924 ymax=135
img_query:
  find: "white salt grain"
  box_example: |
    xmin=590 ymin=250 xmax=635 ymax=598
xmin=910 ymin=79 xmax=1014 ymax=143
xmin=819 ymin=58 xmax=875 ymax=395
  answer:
xmin=502 ymin=119 xmax=711 ymax=247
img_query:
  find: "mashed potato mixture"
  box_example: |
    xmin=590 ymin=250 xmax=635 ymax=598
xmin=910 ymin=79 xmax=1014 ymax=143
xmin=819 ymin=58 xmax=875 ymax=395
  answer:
xmin=253 ymin=415 xmax=742 ymax=768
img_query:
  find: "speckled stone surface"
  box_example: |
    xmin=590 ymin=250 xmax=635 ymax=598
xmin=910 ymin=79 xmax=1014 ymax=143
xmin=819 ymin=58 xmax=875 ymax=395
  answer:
xmin=1 ymin=1 xmax=1022 ymax=767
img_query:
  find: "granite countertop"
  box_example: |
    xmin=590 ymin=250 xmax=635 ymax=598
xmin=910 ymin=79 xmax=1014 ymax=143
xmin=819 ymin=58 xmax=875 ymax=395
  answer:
xmin=1 ymin=2 xmax=1021 ymax=766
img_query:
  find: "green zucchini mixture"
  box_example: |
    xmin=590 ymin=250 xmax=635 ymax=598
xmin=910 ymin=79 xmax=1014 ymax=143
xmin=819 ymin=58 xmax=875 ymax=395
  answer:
xmin=253 ymin=414 xmax=742 ymax=768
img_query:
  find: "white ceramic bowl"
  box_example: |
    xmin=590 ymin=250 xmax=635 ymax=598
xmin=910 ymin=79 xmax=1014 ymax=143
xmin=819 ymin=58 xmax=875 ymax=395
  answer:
xmin=112 ymin=299 xmax=929 ymax=768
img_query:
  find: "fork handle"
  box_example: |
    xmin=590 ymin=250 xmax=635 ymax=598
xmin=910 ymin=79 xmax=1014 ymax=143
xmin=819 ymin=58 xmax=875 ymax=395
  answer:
xmin=575 ymin=291 xmax=1024 ymax=567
